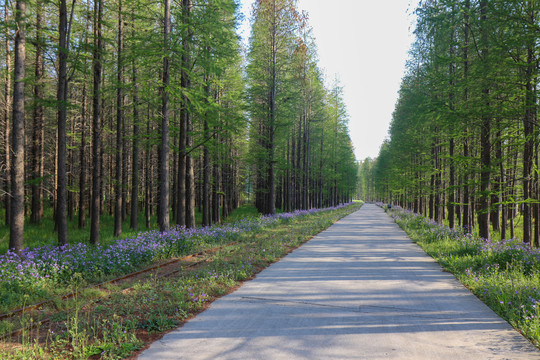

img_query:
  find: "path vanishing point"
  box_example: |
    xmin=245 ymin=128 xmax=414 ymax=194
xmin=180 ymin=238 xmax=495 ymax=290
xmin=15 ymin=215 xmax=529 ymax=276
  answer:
xmin=138 ymin=203 xmax=540 ymax=359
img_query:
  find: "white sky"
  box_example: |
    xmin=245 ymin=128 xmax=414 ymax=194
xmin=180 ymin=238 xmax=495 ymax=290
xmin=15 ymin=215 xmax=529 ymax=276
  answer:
xmin=237 ymin=0 xmax=419 ymax=161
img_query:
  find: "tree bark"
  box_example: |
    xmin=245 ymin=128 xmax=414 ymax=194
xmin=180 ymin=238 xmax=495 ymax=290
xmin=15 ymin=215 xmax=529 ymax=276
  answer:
xmin=114 ymin=0 xmax=124 ymax=237
xmin=56 ymin=0 xmax=69 ymax=246
xmin=158 ymin=0 xmax=171 ymax=232
xmin=79 ymin=79 xmax=87 ymax=229
xmin=3 ymin=0 xmax=11 ymax=227
xmin=523 ymin=9 xmax=536 ymax=245
xmin=9 ymin=0 xmax=26 ymax=254
xmin=30 ymin=2 xmax=44 ymax=224
xmin=461 ymin=0 xmax=471 ymax=234
xmin=90 ymin=0 xmax=103 ymax=245
xmin=202 ymin=118 xmax=211 ymax=226
xmin=130 ymin=12 xmax=139 ymax=231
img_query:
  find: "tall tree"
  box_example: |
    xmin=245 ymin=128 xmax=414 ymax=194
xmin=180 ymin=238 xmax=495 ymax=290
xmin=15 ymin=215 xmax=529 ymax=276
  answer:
xmin=247 ymin=0 xmax=298 ymax=215
xmin=477 ymin=0 xmax=491 ymax=240
xmin=57 ymin=0 xmax=69 ymax=246
xmin=114 ymin=0 xmax=124 ymax=237
xmin=130 ymin=8 xmax=139 ymax=231
xmin=158 ymin=0 xmax=171 ymax=232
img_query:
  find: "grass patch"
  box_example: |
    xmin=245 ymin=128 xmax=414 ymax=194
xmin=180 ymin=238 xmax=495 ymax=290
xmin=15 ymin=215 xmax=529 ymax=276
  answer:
xmin=0 ymin=204 xmax=264 ymax=255
xmin=388 ymin=206 xmax=540 ymax=347
xmin=0 ymin=208 xmax=157 ymax=255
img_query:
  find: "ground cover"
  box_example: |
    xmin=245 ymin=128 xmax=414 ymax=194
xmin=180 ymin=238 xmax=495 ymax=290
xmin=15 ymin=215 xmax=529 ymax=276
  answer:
xmin=387 ymin=205 xmax=540 ymax=347
xmin=0 ymin=210 xmax=156 ymax=256
xmin=0 ymin=205 xmax=261 ymax=256
xmin=0 ymin=202 xmax=361 ymax=359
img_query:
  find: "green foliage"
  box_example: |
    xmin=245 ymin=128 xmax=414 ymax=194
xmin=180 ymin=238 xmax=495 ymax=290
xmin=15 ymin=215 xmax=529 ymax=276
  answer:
xmin=366 ymin=0 xmax=540 ymax=244
xmin=246 ymin=0 xmax=357 ymax=213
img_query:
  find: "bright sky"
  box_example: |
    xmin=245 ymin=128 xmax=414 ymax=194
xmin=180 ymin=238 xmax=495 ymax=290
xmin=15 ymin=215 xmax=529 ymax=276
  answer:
xmin=237 ymin=0 xmax=420 ymax=161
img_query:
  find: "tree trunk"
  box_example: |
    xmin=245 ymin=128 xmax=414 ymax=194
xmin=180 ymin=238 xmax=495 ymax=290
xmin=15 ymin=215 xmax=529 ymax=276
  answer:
xmin=158 ymin=0 xmax=171 ymax=232
xmin=3 ymin=0 xmax=11 ymax=227
xmin=130 ymin=15 xmax=140 ymax=230
xmin=9 ymin=0 xmax=26 ymax=254
xmin=461 ymin=0 xmax=471 ymax=234
xmin=186 ymin=123 xmax=196 ymax=228
xmin=202 ymin=119 xmax=211 ymax=226
xmin=90 ymin=0 xmax=103 ymax=245
xmin=145 ymin=113 xmax=152 ymax=229
xmin=114 ymin=0 xmax=124 ymax=237
xmin=477 ymin=0 xmax=491 ymax=240
xmin=213 ymin=159 xmax=221 ymax=224
xmin=523 ymin=20 xmax=535 ymax=245
xmin=30 ymin=3 xmax=44 ymax=224
xmin=56 ymin=0 xmax=69 ymax=246
xmin=79 ymin=80 xmax=87 ymax=229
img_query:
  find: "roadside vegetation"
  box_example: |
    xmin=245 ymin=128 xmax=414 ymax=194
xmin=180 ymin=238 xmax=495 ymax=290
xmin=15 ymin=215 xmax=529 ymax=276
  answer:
xmin=387 ymin=205 xmax=540 ymax=347
xmin=0 ymin=202 xmax=361 ymax=360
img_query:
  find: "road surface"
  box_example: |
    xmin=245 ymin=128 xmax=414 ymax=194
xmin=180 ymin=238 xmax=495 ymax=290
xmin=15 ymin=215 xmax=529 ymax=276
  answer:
xmin=138 ymin=204 xmax=539 ymax=359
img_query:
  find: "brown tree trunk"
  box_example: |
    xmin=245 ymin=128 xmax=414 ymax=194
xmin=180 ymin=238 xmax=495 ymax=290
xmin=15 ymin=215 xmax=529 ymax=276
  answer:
xmin=523 ymin=20 xmax=535 ymax=245
xmin=145 ymin=112 xmax=152 ymax=229
xmin=477 ymin=0 xmax=491 ymax=240
xmin=90 ymin=0 xmax=103 ymax=245
xmin=30 ymin=2 xmax=44 ymax=224
xmin=79 ymin=79 xmax=87 ymax=229
xmin=3 ymin=1 xmax=11 ymax=227
xmin=202 ymin=119 xmax=211 ymax=226
xmin=212 ymin=160 xmax=221 ymax=224
xmin=158 ymin=0 xmax=171 ymax=232
xmin=491 ymin=124 xmax=502 ymax=233
xmin=67 ymin=103 xmax=75 ymax=222
xmin=461 ymin=0 xmax=471 ymax=234
xmin=56 ymin=0 xmax=69 ymax=246
xmin=130 ymin=13 xmax=140 ymax=230
xmin=114 ymin=0 xmax=124 ymax=237
xmin=9 ymin=0 xmax=26 ymax=254
xmin=186 ymin=123 xmax=196 ymax=228
xmin=79 ymin=0 xmax=90 ymax=229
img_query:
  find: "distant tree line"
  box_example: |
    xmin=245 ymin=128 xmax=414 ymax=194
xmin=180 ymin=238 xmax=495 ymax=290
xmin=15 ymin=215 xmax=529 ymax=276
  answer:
xmin=362 ymin=0 xmax=540 ymax=245
xmin=1 ymin=0 xmax=357 ymax=253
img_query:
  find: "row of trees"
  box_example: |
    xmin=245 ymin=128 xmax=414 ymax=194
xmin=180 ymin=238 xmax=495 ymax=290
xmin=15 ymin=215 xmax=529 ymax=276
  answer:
xmin=363 ymin=0 xmax=540 ymax=246
xmin=1 ymin=0 xmax=357 ymax=253
xmin=247 ymin=0 xmax=357 ymax=215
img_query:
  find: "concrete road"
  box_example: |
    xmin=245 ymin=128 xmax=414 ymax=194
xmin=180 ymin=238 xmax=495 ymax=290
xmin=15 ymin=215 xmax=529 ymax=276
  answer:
xmin=138 ymin=204 xmax=540 ymax=359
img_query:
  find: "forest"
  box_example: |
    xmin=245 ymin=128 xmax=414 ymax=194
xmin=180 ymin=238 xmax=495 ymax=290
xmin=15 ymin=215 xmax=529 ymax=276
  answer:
xmin=358 ymin=0 xmax=540 ymax=246
xmin=0 ymin=0 xmax=358 ymax=254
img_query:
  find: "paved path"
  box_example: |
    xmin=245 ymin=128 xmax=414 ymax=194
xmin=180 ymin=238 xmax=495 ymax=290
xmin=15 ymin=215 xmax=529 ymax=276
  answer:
xmin=138 ymin=204 xmax=540 ymax=359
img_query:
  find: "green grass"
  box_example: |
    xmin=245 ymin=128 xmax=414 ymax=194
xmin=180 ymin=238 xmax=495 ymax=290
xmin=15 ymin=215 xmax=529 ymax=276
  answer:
xmin=0 ymin=207 xmax=157 ymax=255
xmin=0 ymin=204 xmax=265 ymax=255
xmin=223 ymin=204 xmax=260 ymax=223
